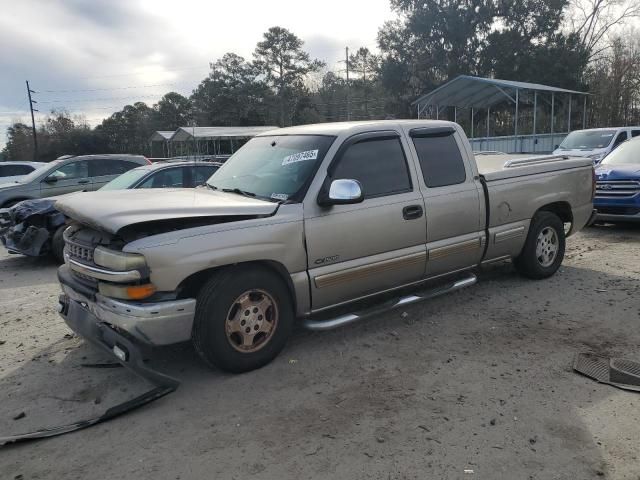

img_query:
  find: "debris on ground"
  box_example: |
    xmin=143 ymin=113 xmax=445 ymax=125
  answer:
xmin=574 ymin=353 xmax=640 ymax=392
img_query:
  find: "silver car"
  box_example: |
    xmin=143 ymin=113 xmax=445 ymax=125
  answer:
xmin=0 ymin=154 xmax=149 ymax=208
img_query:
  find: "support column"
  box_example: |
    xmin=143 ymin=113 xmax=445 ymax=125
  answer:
xmin=567 ymin=94 xmax=572 ymax=132
xmin=486 ymin=107 xmax=490 ymax=138
xmin=533 ymin=91 xmax=538 ymax=152
xmin=514 ymin=89 xmax=519 ymax=152
xmin=583 ymin=96 xmax=587 ymax=128
xmin=436 ymin=105 xmax=439 ymax=120
xmin=454 ymin=106 xmax=457 ymax=123
xmin=551 ymin=93 xmax=555 ymax=145
xmin=471 ymin=108 xmax=474 ymax=138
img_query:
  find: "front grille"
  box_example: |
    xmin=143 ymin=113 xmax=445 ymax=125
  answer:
xmin=65 ymin=239 xmax=94 ymax=263
xmin=595 ymin=180 xmax=640 ymax=198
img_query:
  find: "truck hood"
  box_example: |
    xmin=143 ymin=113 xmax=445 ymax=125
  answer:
xmin=596 ymin=163 xmax=640 ymax=180
xmin=55 ymin=188 xmax=278 ymax=234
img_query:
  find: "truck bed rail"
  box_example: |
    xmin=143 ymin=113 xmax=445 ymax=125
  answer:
xmin=503 ymin=154 xmax=571 ymax=168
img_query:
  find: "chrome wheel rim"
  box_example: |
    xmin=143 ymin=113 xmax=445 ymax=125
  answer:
xmin=225 ymin=289 xmax=278 ymax=353
xmin=536 ymin=226 xmax=559 ymax=267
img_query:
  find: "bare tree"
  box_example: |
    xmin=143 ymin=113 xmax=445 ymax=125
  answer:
xmin=568 ymin=0 xmax=640 ymax=60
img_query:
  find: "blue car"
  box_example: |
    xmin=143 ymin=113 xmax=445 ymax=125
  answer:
xmin=594 ymin=137 xmax=640 ymax=223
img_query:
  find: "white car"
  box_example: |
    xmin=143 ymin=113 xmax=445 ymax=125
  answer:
xmin=0 ymin=161 xmax=47 ymax=183
xmin=553 ymin=127 xmax=640 ymax=164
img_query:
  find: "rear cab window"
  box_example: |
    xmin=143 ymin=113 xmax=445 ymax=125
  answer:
xmin=410 ymin=128 xmax=467 ymax=188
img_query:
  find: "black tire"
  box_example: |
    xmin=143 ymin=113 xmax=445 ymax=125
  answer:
xmin=192 ymin=265 xmax=294 ymax=373
xmin=514 ymin=211 xmax=566 ymax=279
xmin=51 ymin=225 xmax=67 ymax=263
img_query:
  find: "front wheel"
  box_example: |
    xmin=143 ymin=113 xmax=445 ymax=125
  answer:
xmin=192 ymin=266 xmax=294 ymax=373
xmin=514 ymin=212 xmax=566 ymax=279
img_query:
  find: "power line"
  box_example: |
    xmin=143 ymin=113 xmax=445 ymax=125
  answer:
xmin=40 ymin=82 xmax=183 ymax=93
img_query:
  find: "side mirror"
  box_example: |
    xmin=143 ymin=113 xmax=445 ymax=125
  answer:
xmin=318 ymin=179 xmax=364 ymax=206
xmin=554 ymin=144 xmax=559 ymax=149
xmin=44 ymin=176 xmax=58 ymax=184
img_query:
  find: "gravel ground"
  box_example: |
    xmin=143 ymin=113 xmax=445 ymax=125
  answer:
xmin=1 ymin=224 xmax=639 ymax=480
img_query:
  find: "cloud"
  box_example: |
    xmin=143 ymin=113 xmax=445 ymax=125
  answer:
xmin=0 ymin=0 xmax=392 ymax=148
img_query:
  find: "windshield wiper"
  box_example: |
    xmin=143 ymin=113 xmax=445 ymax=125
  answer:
xmin=222 ymin=187 xmax=256 ymax=198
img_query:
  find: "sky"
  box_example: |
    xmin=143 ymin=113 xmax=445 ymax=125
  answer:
xmin=0 ymin=0 xmax=395 ymax=148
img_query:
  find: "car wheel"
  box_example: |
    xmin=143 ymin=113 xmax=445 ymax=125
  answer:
xmin=192 ymin=265 xmax=294 ymax=373
xmin=51 ymin=225 xmax=67 ymax=263
xmin=514 ymin=211 xmax=566 ymax=280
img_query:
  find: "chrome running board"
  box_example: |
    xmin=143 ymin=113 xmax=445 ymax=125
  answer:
xmin=303 ymin=273 xmax=477 ymax=331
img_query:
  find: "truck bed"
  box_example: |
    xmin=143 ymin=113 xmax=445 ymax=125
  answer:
xmin=475 ymin=154 xmax=593 ymax=182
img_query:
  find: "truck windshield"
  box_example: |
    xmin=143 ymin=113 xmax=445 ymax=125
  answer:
xmin=600 ymin=139 xmax=640 ymax=165
xmin=558 ymin=130 xmax=616 ymax=150
xmin=207 ymin=135 xmax=335 ymax=202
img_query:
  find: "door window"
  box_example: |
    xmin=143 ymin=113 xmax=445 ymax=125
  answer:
xmin=332 ymin=137 xmax=411 ymax=198
xmin=138 ymin=167 xmax=186 ymax=188
xmin=0 ymin=164 xmax=34 ymax=176
xmin=193 ymin=165 xmax=219 ymax=186
xmin=631 ymin=130 xmax=640 ymax=138
xmin=612 ymin=131 xmax=628 ymax=149
xmin=47 ymin=161 xmax=89 ymax=181
xmin=411 ymin=133 xmax=467 ymax=188
xmin=89 ymin=160 xmax=140 ymax=177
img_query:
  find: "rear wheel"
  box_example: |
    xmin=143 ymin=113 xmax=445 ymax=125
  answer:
xmin=514 ymin=211 xmax=565 ymax=279
xmin=192 ymin=266 xmax=294 ymax=373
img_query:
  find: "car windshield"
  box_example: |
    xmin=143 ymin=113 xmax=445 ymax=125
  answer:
xmin=558 ymin=130 xmax=616 ymax=150
xmin=207 ymin=135 xmax=335 ymax=202
xmin=100 ymin=168 xmax=149 ymax=190
xmin=600 ymin=139 xmax=640 ymax=166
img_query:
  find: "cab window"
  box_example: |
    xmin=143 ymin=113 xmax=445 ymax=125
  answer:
xmin=332 ymin=136 xmax=411 ymax=198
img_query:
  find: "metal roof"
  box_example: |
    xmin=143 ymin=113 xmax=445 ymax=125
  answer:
xmin=413 ymin=75 xmax=589 ymax=109
xmin=170 ymin=126 xmax=279 ymax=142
xmin=150 ymin=131 xmax=175 ymax=141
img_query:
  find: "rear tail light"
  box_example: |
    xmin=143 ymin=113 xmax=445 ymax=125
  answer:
xmin=591 ymin=166 xmax=597 ymax=200
xmin=144 ymin=156 xmax=152 ymax=165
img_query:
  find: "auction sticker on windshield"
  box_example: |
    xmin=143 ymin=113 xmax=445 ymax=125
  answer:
xmin=282 ymin=149 xmax=318 ymax=166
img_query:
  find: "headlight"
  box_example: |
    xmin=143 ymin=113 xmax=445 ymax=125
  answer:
xmin=94 ymin=246 xmax=147 ymax=271
xmin=588 ymin=153 xmax=606 ymax=164
xmin=98 ymin=282 xmax=156 ymax=300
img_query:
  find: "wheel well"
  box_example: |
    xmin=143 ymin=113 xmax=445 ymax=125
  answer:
xmin=177 ymin=260 xmax=297 ymax=311
xmin=536 ymin=201 xmax=573 ymax=224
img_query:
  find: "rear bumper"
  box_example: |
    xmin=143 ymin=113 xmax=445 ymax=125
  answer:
xmin=58 ymin=265 xmax=196 ymax=346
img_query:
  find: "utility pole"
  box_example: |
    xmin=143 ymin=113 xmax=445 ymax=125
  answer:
xmin=345 ymin=47 xmax=351 ymax=121
xmin=26 ymin=80 xmax=38 ymax=160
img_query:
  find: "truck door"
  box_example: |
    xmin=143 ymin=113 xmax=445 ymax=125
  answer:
xmin=406 ymin=126 xmax=485 ymax=277
xmin=304 ymin=131 xmax=427 ymax=311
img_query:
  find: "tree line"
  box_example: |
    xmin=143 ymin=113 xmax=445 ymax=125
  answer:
xmin=3 ymin=0 xmax=640 ymax=161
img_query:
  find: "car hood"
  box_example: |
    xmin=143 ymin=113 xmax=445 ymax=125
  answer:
xmin=55 ymin=188 xmax=279 ymax=234
xmin=596 ymin=163 xmax=640 ymax=180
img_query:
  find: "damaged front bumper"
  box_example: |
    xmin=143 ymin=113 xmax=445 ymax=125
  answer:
xmin=58 ymin=265 xmax=196 ymax=347
xmin=0 ymin=199 xmax=65 ymax=257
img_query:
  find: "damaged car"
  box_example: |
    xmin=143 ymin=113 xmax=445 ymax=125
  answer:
xmin=0 ymin=160 xmax=221 ymax=262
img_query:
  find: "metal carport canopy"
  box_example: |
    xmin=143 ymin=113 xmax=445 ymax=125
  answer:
xmin=149 ymin=131 xmax=174 ymax=142
xmin=169 ymin=126 xmax=279 ymax=142
xmin=412 ymin=75 xmax=588 ymax=109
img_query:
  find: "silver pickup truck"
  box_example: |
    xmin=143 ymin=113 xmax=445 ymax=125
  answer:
xmin=55 ymin=121 xmax=596 ymax=373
